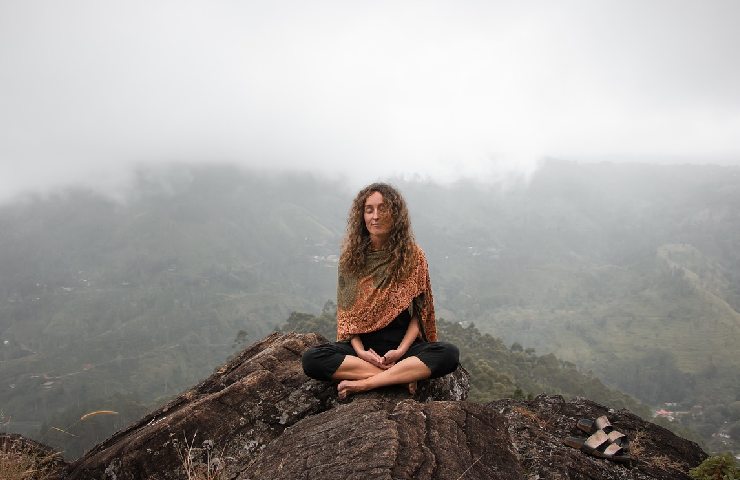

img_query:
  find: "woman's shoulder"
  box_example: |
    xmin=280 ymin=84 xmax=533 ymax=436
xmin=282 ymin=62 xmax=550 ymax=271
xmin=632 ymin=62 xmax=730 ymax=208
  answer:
xmin=410 ymin=243 xmax=428 ymax=264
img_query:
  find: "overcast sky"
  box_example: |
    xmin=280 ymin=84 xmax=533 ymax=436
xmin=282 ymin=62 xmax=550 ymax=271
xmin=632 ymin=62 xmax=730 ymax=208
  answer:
xmin=1 ymin=0 xmax=739 ymax=201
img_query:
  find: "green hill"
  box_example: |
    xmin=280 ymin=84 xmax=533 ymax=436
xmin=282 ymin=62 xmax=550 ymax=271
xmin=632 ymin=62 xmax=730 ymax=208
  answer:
xmin=0 ymin=161 xmax=738 ymax=456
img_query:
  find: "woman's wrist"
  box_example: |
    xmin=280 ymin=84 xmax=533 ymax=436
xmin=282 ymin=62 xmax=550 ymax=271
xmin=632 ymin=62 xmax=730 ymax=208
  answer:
xmin=350 ymin=336 xmax=365 ymax=354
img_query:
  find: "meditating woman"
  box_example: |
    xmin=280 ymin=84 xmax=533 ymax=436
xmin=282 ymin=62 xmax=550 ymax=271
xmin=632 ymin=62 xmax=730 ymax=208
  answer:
xmin=302 ymin=182 xmax=459 ymax=399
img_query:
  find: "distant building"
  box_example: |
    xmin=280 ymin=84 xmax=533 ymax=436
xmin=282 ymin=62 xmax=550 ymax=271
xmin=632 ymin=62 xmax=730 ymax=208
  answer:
xmin=654 ymin=409 xmax=675 ymax=421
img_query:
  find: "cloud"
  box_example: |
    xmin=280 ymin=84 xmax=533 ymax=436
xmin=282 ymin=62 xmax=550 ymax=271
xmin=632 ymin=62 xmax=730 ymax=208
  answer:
xmin=1 ymin=0 xmax=738 ymax=201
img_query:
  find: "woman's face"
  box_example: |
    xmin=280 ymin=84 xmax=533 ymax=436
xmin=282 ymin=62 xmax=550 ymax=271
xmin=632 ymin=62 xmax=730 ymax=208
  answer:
xmin=363 ymin=191 xmax=392 ymax=239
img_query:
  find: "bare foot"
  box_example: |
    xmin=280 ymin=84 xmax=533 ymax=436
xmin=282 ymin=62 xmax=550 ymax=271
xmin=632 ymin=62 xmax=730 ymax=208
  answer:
xmin=408 ymin=381 xmax=417 ymax=396
xmin=337 ymin=379 xmax=371 ymax=400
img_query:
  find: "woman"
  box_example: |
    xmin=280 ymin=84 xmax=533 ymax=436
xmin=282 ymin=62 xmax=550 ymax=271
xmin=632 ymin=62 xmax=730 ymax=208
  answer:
xmin=302 ymin=183 xmax=459 ymax=399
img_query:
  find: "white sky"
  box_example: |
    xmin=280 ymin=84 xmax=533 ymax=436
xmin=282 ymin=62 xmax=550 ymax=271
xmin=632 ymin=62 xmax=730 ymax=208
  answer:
xmin=1 ymin=0 xmax=739 ymax=200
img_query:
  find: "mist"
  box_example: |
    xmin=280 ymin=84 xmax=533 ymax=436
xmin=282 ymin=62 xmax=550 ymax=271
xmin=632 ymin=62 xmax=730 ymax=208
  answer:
xmin=2 ymin=0 xmax=740 ymax=202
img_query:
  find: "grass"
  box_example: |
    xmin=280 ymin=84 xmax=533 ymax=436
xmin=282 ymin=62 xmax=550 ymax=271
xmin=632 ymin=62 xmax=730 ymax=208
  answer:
xmin=174 ymin=432 xmax=227 ymax=480
xmin=0 ymin=450 xmax=37 ymax=480
xmin=511 ymin=406 xmax=549 ymax=429
xmin=1 ymin=411 xmax=66 ymax=480
xmin=629 ymin=429 xmax=648 ymax=457
xmin=455 ymin=455 xmax=483 ymax=480
xmin=0 ymin=442 xmax=61 ymax=480
xmin=630 ymin=430 xmax=688 ymax=474
xmin=649 ymin=454 xmax=687 ymax=473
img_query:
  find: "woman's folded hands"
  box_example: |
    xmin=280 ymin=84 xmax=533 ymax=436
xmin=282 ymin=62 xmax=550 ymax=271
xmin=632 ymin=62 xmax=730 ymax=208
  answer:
xmin=382 ymin=348 xmax=404 ymax=365
xmin=356 ymin=348 xmax=390 ymax=369
xmin=356 ymin=347 xmax=406 ymax=370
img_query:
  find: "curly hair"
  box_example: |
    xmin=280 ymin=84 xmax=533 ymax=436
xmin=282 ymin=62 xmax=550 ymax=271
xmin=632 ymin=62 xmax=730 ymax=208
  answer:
xmin=340 ymin=183 xmax=416 ymax=282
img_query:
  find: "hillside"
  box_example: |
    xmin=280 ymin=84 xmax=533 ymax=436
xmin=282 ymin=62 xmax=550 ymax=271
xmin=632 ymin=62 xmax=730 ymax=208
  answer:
xmin=0 ymin=161 xmax=738 ymax=456
xmin=0 ymin=167 xmax=347 ymax=457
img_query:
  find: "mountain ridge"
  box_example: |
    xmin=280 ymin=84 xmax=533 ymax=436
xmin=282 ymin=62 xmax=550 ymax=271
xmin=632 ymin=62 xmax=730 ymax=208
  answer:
xmin=1 ymin=161 xmax=738 ymax=455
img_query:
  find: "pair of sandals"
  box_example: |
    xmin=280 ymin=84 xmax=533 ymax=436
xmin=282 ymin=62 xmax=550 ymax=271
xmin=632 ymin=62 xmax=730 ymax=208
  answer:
xmin=564 ymin=415 xmax=634 ymax=465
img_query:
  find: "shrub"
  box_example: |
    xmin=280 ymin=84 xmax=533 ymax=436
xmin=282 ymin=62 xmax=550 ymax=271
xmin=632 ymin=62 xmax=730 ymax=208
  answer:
xmin=689 ymin=454 xmax=740 ymax=480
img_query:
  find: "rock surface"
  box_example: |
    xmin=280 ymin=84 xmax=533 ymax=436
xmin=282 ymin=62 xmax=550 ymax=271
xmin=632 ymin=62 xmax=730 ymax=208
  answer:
xmin=490 ymin=395 xmax=707 ymax=480
xmin=63 ymin=332 xmax=470 ymax=479
xmin=5 ymin=332 xmax=707 ymax=479
xmin=241 ymin=398 xmax=523 ymax=480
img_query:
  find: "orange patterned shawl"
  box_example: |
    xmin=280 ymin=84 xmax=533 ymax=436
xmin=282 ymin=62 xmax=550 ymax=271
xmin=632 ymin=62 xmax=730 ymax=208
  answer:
xmin=336 ymin=244 xmax=437 ymax=342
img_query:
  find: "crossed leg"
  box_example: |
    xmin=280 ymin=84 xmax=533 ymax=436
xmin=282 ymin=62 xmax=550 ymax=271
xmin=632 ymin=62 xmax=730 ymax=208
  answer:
xmin=331 ymin=355 xmax=384 ymax=380
xmin=334 ymin=356 xmax=431 ymax=399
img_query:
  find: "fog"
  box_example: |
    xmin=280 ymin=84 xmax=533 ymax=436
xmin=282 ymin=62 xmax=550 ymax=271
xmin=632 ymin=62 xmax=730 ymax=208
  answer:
xmin=1 ymin=0 xmax=739 ymax=201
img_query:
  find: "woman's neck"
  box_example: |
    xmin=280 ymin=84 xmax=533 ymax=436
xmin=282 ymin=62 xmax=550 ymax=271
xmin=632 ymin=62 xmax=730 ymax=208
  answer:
xmin=370 ymin=234 xmax=389 ymax=251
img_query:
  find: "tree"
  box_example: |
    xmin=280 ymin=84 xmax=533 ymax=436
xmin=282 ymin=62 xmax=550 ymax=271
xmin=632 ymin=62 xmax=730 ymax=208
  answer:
xmin=689 ymin=454 xmax=739 ymax=480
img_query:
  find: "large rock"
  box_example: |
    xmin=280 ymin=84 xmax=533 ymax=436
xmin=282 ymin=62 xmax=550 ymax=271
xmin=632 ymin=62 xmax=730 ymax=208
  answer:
xmin=9 ymin=332 xmax=706 ymax=479
xmin=489 ymin=394 xmax=708 ymax=480
xmin=64 ymin=332 xmax=470 ymax=479
xmin=241 ymin=398 xmax=523 ymax=480
xmin=239 ymin=393 xmax=708 ymax=480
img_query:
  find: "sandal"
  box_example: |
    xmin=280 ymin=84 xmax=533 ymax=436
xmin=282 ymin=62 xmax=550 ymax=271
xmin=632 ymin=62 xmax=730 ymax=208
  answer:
xmin=605 ymin=430 xmax=630 ymax=450
xmin=564 ymin=430 xmax=634 ymax=465
xmin=577 ymin=415 xmax=614 ymax=434
xmin=577 ymin=416 xmax=630 ymax=450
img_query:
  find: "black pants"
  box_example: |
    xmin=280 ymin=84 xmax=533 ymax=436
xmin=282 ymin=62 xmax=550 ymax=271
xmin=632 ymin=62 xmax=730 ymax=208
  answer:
xmin=302 ymin=340 xmax=460 ymax=381
xmin=302 ymin=311 xmax=459 ymax=381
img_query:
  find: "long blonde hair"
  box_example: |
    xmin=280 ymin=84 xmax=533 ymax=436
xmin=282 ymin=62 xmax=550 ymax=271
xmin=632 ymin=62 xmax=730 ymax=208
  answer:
xmin=339 ymin=183 xmax=416 ymax=282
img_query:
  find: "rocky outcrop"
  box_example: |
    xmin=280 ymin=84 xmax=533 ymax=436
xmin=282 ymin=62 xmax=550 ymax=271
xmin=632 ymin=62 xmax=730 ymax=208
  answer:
xmin=241 ymin=398 xmax=523 ymax=480
xmin=490 ymin=395 xmax=707 ymax=480
xmin=6 ymin=332 xmax=707 ymax=479
xmin=64 ymin=332 xmax=470 ymax=479
xmin=65 ymin=332 xmax=335 ymax=480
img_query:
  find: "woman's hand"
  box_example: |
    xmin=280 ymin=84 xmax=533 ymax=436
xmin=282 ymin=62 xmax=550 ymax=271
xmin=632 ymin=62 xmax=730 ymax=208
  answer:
xmin=381 ymin=316 xmax=419 ymax=367
xmin=351 ymin=336 xmax=389 ymax=370
xmin=357 ymin=348 xmax=391 ymax=369
xmin=382 ymin=348 xmax=405 ymax=366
